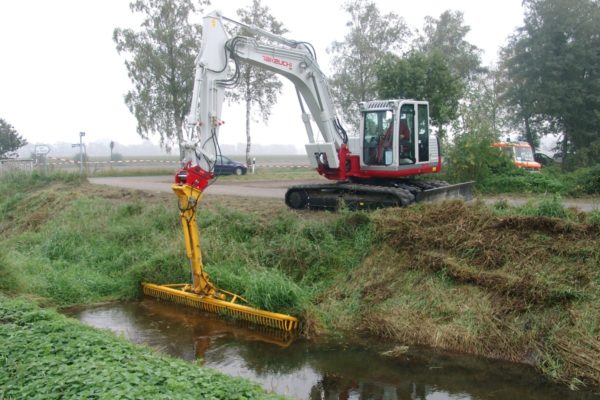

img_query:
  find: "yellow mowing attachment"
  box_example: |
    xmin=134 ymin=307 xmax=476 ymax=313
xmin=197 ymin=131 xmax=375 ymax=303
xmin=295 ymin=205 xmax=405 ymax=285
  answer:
xmin=142 ymin=183 xmax=299 ymax=332
xmin=143 ymin=283 xmax=299 ymax=332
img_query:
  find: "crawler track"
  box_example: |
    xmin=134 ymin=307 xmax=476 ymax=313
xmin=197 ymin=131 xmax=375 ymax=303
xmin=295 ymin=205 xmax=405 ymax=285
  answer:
xmin=285 ymin=180 xmax=473 ymax=210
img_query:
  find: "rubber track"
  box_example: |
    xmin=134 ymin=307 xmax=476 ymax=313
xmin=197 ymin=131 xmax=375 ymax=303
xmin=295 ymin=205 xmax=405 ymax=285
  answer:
xmin=285 ymin=182 xmax=415 ymax=210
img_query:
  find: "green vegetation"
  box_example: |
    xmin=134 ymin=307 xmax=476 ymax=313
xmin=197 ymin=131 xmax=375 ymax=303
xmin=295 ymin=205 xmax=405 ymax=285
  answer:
xmin=476 ymin=165 xmax=600 ymax=196
xmin=214 ymin=166 xmax=318 ymax=183
xmin=444 ymin=132 xmax=515 ymax=185
xmin=0 ymin=117 xmax=28 ymax=158
xmin=500 ymin=0 xmax=600 ymax=168
xmin=441 ymin=134 xmax=600 ymax=196
xmin=329 ymin=0 xmax=409 ymax=130
xmin=0 ymin=172 xmax=185 ymax=305
xmin=114 ymin=0 xmax=209 ymax=160
xmin=1 ymin=172 xmax=599 ymax=389
xmin=0 ymin=295 xmax=283 ymax=399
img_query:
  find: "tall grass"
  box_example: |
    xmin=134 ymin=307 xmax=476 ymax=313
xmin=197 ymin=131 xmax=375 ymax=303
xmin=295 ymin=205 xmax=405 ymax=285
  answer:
xmin=0 ymin=175 xmax=372 ymax=312
xmin=493 ymin=195 xmax=570 ymax=219
xmin=1 ymin=194 xmax=186 ymax=305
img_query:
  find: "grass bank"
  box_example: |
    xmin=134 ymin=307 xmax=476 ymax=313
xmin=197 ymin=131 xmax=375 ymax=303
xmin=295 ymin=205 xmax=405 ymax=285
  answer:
xmin=1 ymin=172 xmax=599 ymax=389
xmin=443 ymin=163 xmax=600 ymax=197
xmin=0 ymin=295 xmax=283 ymax=399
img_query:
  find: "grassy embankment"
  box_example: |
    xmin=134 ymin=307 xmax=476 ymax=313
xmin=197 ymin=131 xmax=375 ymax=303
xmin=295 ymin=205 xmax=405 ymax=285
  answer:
xmin=0 ymin=295 xmax=283 ymax=399
xmin=1 ymin=172 xmax=599 ymax=389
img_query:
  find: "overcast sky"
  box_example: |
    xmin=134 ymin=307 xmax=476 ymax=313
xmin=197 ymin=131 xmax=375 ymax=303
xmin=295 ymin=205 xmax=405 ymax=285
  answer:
xmin=0 ymin=0 xmax=524 ymax=151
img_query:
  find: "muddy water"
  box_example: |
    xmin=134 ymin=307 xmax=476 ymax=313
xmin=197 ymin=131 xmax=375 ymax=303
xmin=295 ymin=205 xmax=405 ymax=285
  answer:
xmin=64 ymin=299 xmax=598 ymax=400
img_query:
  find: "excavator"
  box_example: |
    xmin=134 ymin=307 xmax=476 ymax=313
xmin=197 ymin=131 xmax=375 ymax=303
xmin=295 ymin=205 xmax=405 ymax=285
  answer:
xmin=143 ymin=11 xmax=473 ymax=331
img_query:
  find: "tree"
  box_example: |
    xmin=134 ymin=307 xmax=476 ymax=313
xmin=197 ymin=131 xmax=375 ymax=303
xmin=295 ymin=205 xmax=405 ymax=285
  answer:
xmin=0 ymin=118 xmax=27 ymax=159
xmin=417 ymin=10 xmax=482 ymax=82
xmin=114 ymin=0 xmax=208 ymax=160
xmin=500 ymin=0 xmax=600 ymax=168
xmin=455 ymin=68 xmax=506 ymax=140
xmin=376 ymin=50 xmax=463 ymax=139
xmin=375 ymin=10 xmax=482 ymax=139
xmin=498 ymin=14 xmax=561 ymax=153
xmin=328 ymin=0 xmax=409 ymax=131
xmin=228 ymin=0 xmax=287 ymax=167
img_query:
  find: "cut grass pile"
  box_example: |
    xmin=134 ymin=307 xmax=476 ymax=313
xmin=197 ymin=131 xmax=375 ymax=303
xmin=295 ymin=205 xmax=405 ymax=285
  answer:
xmin=321 ymin=200 xmax=599 ymax=388
xmin=1 ymin=172 xmax=599 ymax=388
xmin=0 ymin=295 xmax=284 ymax=399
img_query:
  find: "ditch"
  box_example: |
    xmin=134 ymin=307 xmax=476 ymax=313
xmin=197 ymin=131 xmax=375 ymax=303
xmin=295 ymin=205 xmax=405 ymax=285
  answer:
xmin=64 ymin=298 xmax=599 ymax=400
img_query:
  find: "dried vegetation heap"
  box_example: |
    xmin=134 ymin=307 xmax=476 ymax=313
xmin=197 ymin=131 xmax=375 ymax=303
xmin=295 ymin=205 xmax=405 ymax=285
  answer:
xmin=326 ymin=200 xmax=599 ymax=387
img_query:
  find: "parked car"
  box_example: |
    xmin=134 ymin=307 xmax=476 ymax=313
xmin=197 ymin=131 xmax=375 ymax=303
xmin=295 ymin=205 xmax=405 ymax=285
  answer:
xmin=214 ymin=155 xmax=247 ymax=176
xmin=534 ymin=152 xmax=554 ymax=166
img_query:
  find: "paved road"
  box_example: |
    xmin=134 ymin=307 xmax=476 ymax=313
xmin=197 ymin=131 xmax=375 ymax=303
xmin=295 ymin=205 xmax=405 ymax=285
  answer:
xmin=89 ymin=176 xmax=600 ymax=212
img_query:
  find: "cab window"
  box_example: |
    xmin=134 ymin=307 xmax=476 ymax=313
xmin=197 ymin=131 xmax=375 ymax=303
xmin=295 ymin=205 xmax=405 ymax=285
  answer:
xmin=399 ymin=104 xmax=415 ymax=164
xmin=418 ymin=104 xmax=429 ymax=162
xmin=363 ymin=110 xmax=394 ymax=166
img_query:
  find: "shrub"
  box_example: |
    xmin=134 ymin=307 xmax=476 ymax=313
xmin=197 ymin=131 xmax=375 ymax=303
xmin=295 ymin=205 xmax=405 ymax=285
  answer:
xmin=565 ymin=164 xmax=600 ymax=195
xmin=445 ymin=133 xmax=517 ymax=184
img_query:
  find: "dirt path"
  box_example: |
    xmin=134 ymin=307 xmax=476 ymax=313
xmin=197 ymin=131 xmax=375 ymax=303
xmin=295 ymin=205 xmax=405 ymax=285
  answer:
xmin=89 ymin=176 xmax=600 ymax=212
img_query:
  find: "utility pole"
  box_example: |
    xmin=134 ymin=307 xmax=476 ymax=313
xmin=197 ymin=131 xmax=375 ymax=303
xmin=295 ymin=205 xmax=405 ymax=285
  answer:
xmin=79 ymin=132 xmax=85 ymax=175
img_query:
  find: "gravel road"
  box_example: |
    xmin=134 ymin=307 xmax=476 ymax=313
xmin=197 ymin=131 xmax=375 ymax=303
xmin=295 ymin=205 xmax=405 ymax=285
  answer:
xmin=89 ymin=176 xmax=600 ymax=212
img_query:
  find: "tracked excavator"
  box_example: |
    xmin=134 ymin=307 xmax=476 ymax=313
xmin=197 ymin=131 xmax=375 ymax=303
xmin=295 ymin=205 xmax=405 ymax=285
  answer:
xmin=143 ymin=11 xmax=472 ymax=331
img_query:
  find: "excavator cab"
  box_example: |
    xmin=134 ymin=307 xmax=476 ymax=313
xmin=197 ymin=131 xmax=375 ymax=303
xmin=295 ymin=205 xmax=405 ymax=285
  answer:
xmin=358 ymin=100 xmax=435 ymax=172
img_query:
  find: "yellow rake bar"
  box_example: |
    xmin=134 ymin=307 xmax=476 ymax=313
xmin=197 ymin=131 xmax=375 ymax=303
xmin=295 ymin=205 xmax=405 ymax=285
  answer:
xmin=143 ymin=283 xmax=299 ymax=332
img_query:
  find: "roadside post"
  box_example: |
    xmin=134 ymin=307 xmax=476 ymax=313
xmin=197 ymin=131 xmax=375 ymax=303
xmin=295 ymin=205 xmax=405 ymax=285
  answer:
xmin=252 ymin=157 xmax=256 ymax=174
xmin=72 ymin=132 xmax=86 ymax=176
xmin=79 ymin=132 xmax=85 ymax=175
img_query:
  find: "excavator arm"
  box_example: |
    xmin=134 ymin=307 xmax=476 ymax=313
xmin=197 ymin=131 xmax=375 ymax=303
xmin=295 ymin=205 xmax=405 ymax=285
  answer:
xmin=143 ymin=12 xmax=334 ymax=331
xmin=180 ymin=10 xmax=348 ymax=189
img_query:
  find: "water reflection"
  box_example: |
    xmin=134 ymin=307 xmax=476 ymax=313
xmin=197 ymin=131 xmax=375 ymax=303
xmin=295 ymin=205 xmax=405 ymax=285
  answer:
xmin=63 ymin=299 xmax=599 ymax=400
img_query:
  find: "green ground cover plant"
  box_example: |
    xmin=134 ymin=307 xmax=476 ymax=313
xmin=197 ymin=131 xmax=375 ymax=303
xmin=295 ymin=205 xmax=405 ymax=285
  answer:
xmin=0 ymin=295 xmax=284 ymax=399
